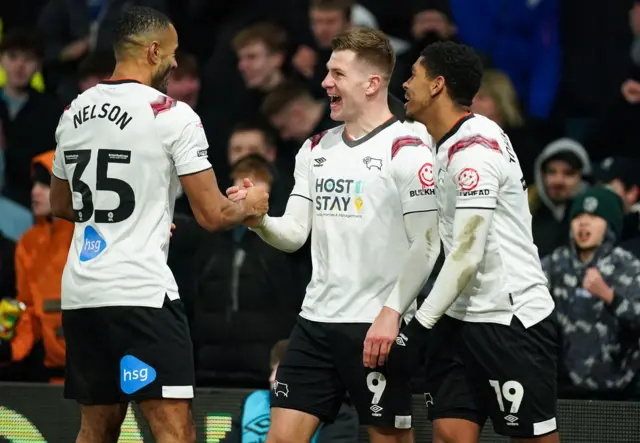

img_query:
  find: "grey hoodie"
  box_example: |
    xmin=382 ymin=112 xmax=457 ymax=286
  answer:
xmin=533 ymin=138 xmax=592 ymax=221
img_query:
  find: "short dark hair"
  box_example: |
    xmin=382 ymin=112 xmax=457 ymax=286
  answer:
xmin=261 ymin=80 xmax=313 ymax=117
xmin=113 ymin=6 xmax=172 ymax=55
xmin=78 ymin=52 xmax=115 ymax=80
xmin=231 ymin=120 xmax=277 ymax=147
xmin=0 ymin=29 xmax=44 ymax=59
xmin=420 ymin=41 xmax=483 ymax=107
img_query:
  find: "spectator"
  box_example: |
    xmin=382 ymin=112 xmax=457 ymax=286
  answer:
xmin=542 ymin=187 xmax=640 ymax=399
xmin=166 ymin=52 xmax=201 ymax=110
xmin=221 ymin=339 xmax=359 ymax=443
xmin=228 ymin=122 xmax=277 ymax=166
xmin=530 ymin=138 xmax=591 ymax=257
xmin=191 ymin=156 xmax=302 ymax=388
xmin=36 ymin=0 xmax=167 ymax=101
xmin=471 ymin=69 xmax=541 ymax=184
xmin=293 ymin=0 xmax=353 ymax=96
xmin=76 ymin=51 xmax=114 ymax=93
xmin=0 ymin=151 xmax=73 ymax=382
xmin=0 ymin=230 xmax=16 ymax=299
xmin=261 ymin=79 xmax=333 ymax=144
xmin=592 ymin=158 xmax=640 ymax=242
xmin=0 ymin=29 xmax=61 ymax=209
xmin=390 ymin=0 xmax=457 ymax=98
xmin=0 ymin=148 xmax=32 ymax=243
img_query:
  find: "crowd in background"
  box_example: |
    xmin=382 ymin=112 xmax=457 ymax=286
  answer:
xmin=1 ymin=0 xmax=640 ymax=423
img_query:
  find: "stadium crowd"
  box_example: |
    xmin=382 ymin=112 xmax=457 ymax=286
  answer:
xmin=1 ymin=0 xmax=640 ymax=439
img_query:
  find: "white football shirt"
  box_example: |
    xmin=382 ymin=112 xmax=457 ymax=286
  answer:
xmin=53 ymin=79 xmax=211 ymax=309
xmin=292 ymin=117 xmax=436 ymax=322
xmin=432 ymin=114 xmax=554 ymax=327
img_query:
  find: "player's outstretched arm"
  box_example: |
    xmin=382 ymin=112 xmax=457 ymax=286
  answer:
xmin=50 ymin=176 xmax=75 ymax=222
xmin=180 ymin=168 xmax=268 ymax=232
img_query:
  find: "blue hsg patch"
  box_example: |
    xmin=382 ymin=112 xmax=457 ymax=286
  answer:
xmin=80 ymin=225 xmax=106 ymax=262
xmin=120 ymin=355 xmax=156 ymax=394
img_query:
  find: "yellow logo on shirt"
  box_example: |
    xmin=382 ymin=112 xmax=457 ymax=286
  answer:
xmin=354 ymin=197 xmax=363 ymax=212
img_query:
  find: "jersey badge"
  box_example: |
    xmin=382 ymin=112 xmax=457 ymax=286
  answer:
xmin=363 ymin=156 xmax=382 ymax=171
xmin=80 ymin=226 xmax=107 ymax=262
xmin=457 ymin=168 xmax=480 ymax=191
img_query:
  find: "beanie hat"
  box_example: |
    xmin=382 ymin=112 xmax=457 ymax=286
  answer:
xmin=569 ymin=187 xmax=624 ymax=239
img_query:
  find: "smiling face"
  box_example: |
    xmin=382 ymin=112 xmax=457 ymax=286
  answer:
xmin=403 ymin=57 xmax=437 ymax=121
xmin=571 ymin=213 xmax=606 ymax=250
xmin=321 ymin=49 xmax=370 ymax=121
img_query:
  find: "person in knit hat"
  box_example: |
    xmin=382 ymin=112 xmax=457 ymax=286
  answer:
xmin=541 ymin=186 xmax=640 ymax=397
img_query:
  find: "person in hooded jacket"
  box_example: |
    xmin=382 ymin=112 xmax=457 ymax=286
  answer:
xmin=0 ymin=151 xmax=73 ymax=382
xmin=542 ymin=187 xmax=640 ymax=399
xmin=530 ymin=138 xmax=591 ymax=257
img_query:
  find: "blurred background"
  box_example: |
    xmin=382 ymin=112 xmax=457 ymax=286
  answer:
xmin=1 ymin=0 xmax=640 ymax=441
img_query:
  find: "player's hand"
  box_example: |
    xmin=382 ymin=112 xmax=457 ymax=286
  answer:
xmin=169 ymin=223 xmax=176 ymax=238
xmin=583 ymin=268 xmax=614 ymax=304
xmin=226 ymin=178 xmax=253 ymax=202
xmin=244 ymin=185 xmax=269 ymax=220
xmin=364 ymin=307 xmax=401 ymax=368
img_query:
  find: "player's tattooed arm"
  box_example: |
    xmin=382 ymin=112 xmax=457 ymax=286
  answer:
xmin=50 ymin=176 xmax=76 ymax=222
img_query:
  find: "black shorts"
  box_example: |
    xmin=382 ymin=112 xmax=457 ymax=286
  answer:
xmin=424 ymin=313 xmax=559 ymax=438
xmin=63 ymin=296 xmax=195 ymax=405
xmin=272 ymin=316 xmax=412 ymax=429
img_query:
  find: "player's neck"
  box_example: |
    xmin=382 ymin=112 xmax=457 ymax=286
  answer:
xmin=427 ymin=104 xmax=472 ymax=145
xmin=344 ymin=104 xmax=393 ymax=139
xmin=110 ymin=62 xmax=153 ymax=88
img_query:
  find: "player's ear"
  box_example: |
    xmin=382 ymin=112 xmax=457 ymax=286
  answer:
xmin=365 ymin=74 xmax=382 ymax=97
xmin=431 ymin=75 xmax=445 ymax=98
xmin=148 ymin=41 xmax=161 ymax=64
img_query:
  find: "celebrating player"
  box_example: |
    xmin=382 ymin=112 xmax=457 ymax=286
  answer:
xmin=401 ymin=41 xmax=560 ymax=443
xmin=228 ymin=28 xmax=440 ymax=443
xmin=49 ymin=7 xmax=268 ymax=443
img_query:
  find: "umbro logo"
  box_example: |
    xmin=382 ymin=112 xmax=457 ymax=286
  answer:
xmin=395 ymin=333 xmax=408 ymax=346
xmin=504 ymin=414 xmax=519 ymax=426
xmin=314 ymin=157 xmax=326 ymax=167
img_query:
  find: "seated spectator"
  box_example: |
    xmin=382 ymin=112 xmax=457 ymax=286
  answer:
xmin=166 ymin=52 xmax=201 ymax=110
xmin=0 ymin=29 xmax=61 ymax=208
xmin=530 ymin=138 xmax=591 ymax=257
xmin=0 ymin=151 xmax=73 ymax=382
xmin=0 ymin=149 xmax=32 ymax=243
xmin=542 ymin=187 xmax=640 ymax=399
xmin=77 ymin=51 xmax=115 ymax=93
xmin=191 ymin=156 xmax=302 ymax=388
xmin=470 ymin=69 xmax=541 ymax=184
xmin=221 ymin=339 xmax=359 ymax=443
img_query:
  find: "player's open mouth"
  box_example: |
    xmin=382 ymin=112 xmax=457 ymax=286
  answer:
xmin=404 ymin=94 xmax=410 ymax=108
xmin=329 ymin=94 xmax=342 ymax=108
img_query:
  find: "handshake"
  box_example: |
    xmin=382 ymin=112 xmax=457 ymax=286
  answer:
xmin=227 ymin=178 xmax=269 ymax=227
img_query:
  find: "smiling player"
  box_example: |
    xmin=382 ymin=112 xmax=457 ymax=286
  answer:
xmin=228 ymin=27 xmax=440 ymax=443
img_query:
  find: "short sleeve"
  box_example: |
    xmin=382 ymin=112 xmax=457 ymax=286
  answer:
xmin=449 ymin=145 xmax=502 ymax=209
xmin=391 ymin=144 xmax=437 ymax=215
xmin=170 ymin=118 xmax=212 ymax=177
xmin=290 ymin=140 xmax=312 ymax=201
xmin=52 ymin=117 xmax=67 ymax=180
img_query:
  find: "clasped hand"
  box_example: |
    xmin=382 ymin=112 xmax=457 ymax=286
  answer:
xmin=226 ymin=178 xmax=269 ymax=226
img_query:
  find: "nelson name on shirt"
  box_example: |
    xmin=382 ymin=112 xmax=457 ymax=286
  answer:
xmin=73 ymin=103 xmax=133 ymax=130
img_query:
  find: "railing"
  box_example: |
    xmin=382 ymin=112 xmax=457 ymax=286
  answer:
xmin=0 ymin=383 xmax=639 ymax=442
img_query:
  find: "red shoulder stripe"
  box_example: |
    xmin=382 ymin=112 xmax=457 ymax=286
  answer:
xmin=309 ymin=130 xmax=328 ymax=151
xmin=150 ymin=96 xmax=177 ymax=117
xmin=391 ymin=136 xmax=426 ymax=159
xmin=64 ymin=104 xmax=71 ymax=111
xmin=447 ymin=136 xmax=501 ymax=166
